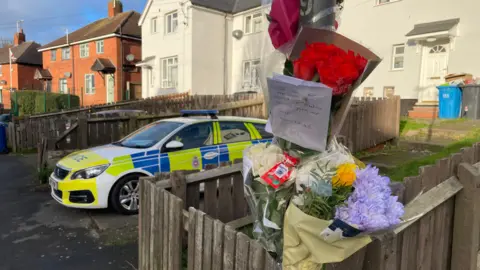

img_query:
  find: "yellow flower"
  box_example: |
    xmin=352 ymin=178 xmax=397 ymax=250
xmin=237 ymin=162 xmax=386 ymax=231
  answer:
xmin=332 ymin=163 xmax=357 ymax=187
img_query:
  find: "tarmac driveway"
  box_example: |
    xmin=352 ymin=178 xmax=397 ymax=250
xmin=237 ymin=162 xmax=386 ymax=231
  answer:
xmin=0 ymin=154 xmax=138 ymax=270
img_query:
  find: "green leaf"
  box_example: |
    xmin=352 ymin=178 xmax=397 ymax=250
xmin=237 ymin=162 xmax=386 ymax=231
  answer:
xmin=283 ymin=59 xmax=294 ymax=76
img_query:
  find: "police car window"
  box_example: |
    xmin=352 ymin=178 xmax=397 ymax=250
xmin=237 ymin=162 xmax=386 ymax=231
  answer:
xmin=219 ymin=122 xmax=251 ymax=143
xmin=119 ymin=121 xmax=183 ymax=148
xmin=171 ymin=123 xmax=214 ymax=150
xmin=252 ymin=123 xmax=273 ymax=139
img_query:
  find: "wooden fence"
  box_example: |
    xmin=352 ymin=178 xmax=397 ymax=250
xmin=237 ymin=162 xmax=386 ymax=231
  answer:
xmin=139 ymin=143 xmax=480 ymax=270
xmin=9 ymin=95 xmax=266 ymax=152
xmin=24 ymin=92 xmax=263 ymax=121
xmin=11 ymin=96 xmax=400 ymax=154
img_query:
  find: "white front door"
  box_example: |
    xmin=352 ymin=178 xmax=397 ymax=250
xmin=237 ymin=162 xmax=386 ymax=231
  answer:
xmin=420 ymin=44 xmax=449 ymax=103
xmin=106 ymin=74 xmax=115 ymax=103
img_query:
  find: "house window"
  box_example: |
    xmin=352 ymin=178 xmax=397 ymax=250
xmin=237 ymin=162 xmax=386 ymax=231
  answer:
xmin=363 ymin=87 xmax=374 ymax=97
xmin=165 ymin=11 xmax=178 ymax=34
xmin=384 ymin=86 xmax=395 ymax=98
xmin=51 ymin=50 xmax=56 ymax=61
xmin=245 ymin=12 xmax=263 ymax=34
xmin=242 ymin=59 xmax=260 ymax=89
xmin=161 ymin=56 xmax=178 ymax=88
xmin=392 ymin=44 xmax=405 ymax=70
xmin=46 ymin=81 xmax=52 ymax=92
xmin=62 ymin=47 xmax=71 ymax=60
xmin=96 ymin=40 xmax=104 ymax=54
xmin=80 ymin=43 xmax=89 ymax=58
xmin=85 ymin=74 xmax=95 ymax=94
xmin=151 ymin=17 xmax=158 ymax=33
xmin=59 ymin=79 xmax=68 ymax=94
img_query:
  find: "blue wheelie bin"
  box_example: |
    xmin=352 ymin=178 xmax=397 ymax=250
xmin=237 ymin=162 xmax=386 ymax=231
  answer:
xmin=0 ymin=122 xmax=8 ymax=154
xmin=437 ymin=86 xmax=462 ymax=119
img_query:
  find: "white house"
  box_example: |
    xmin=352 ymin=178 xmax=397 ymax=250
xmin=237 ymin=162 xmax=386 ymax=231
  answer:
xmin=339 ymin=0 xmax=480 ymax=106
xmin=138 ymin=0 xmax=280 ymax=98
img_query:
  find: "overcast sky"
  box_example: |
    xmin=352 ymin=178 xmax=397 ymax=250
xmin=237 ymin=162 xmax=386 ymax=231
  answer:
xmin=1 ymin=0 xmax=146 ymax=45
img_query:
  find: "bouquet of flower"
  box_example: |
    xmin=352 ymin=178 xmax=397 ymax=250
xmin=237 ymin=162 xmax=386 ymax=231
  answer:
xmin=241 ymin=0 xmax=407 ymax=268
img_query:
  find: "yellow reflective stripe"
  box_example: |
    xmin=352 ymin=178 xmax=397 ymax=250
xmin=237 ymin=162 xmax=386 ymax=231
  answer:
xmin=214 ymin=122 xmax=222 ymax=144
xmin=168 ymin=148 xmax=202 ymax=171
xmin=106 ymin=155 xmax=134 ymax=176
xmin=58 ymin=179 xmax=98 ymax=206
xmin=227 ymin=141 xmax=252 ymax=163
xmin=244 ymin=123 xmax=257 ymax=139
xmin=246 ymin=123 xmax=262 ymax=139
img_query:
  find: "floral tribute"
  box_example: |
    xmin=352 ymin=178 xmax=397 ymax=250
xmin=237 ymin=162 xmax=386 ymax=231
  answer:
xmin=242 ymin=0 xmax=406 ymax=269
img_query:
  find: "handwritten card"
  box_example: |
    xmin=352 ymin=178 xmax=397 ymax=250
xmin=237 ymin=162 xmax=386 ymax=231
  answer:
xmin=267 ymin=74 xmax=332 ymax=151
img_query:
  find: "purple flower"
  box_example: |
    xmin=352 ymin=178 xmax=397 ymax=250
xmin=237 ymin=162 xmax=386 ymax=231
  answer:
xmin=334 ymin=165 xmax=404 ymax=232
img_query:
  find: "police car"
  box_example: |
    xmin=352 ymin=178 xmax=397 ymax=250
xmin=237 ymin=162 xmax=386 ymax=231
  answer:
xmin=49 ymin=110 xmax=272 ymax=214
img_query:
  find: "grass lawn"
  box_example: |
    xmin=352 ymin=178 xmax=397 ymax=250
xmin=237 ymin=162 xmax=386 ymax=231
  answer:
xmin=383 ymin=129 xmax=480 ymax=181
xmin=399 ymin=118 xmax=429 ymax=135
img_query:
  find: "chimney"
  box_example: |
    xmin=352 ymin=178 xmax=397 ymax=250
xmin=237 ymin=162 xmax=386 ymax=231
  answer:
xmin=14 ymin=29 xmax=25 ymax=46
xmin=108 ymin=0 xmax=123 ymax=18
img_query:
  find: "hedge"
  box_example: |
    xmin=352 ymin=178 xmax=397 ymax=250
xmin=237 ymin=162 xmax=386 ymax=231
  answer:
xmin=10 ymin=91 xmax=80 ymax=116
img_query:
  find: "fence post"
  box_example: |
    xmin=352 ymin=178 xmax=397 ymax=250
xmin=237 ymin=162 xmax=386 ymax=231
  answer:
xmin=78 ymin=115 xmax=88 ymax=149
xmin=451 ymin=163 xmax=480 ymax=270
xmin=171 ymin=171 xmax=187 ymax=208
xmin=129 ymin=116 xmax=137 ymax=133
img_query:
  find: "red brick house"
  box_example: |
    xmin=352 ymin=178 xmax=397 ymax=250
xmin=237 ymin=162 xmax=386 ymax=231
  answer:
xmin=0 ymin=29 xmax=43 ymax=109
xmin=37 ymin=0 xmax=142 ymax=106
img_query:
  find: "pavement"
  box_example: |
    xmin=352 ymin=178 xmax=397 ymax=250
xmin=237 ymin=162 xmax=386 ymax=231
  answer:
xmin=0 ymin=154 xmax=138 ymax=270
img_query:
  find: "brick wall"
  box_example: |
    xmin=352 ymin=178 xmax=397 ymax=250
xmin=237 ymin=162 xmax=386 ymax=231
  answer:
xmin=42 ymin=36 xmax=141 ymax=107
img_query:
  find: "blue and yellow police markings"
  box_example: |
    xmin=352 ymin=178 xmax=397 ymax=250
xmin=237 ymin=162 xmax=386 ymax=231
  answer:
xmin=131 ymin=150 xmax=161 ymax=175
xmin=106 ymin=138 xmax=273 ymax=177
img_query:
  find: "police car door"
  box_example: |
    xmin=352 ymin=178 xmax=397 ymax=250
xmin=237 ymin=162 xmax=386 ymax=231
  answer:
xmin=217 ymin=121 xmax=256 ymax=165
xmin=161 ymin=122 xmax=219 ymax=172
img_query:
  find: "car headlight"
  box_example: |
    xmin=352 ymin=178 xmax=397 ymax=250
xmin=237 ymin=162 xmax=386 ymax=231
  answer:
xmin=71 ymin=165 xmax=109 ymax=180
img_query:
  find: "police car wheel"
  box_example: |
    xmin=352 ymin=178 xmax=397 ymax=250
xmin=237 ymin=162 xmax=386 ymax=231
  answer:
xmin=110 ymin=175 xmax=141 ymax=215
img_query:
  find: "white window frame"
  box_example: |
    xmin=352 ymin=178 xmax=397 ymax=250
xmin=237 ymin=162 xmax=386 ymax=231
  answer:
xmin=61 ymin=47 xmax=71 ymax=60
xmin=51 ymin=50 xmax=56 ymax=61
xmin=151 ymin=17 xmax=158 ymax=34
xmin=59 ymin=78 xmax=68 ymax=94
xmin=392 ymin=44 xmax=405 ymax=71
xmin=85 ymin=74 xmax=95 ymax=94
xmin=80 ymin=43 xmax=89 ymax=58
xmin=384 ymin=86 xmax=395 ymax=98
xmin=165 ymin=11 xmax=178 ymax=34
xmin=242 ymin=59 xmax=261 ymax=90
xmin=363 ymin=87 xmax=374 ymax=97
xmin=96 ymin=40 xmax=104 ymax=54
xmin=376 ymin=0 xmax=401 ymax=5
xmin=161 ymin=56 xmax=178 ymax=89
xmin=244 ymin=12 xmax=263 ymax=34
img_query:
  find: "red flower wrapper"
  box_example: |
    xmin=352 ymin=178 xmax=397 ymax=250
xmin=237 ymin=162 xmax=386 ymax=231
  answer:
xmin=261 ymin=153 xmax=299 ymax=189
xmin=288 ymin=27 xmax=381 ymax=140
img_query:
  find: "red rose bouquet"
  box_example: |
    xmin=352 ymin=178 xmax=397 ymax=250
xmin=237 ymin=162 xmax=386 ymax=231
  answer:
xmin=291 ymin=43 xmax=368 ymax=96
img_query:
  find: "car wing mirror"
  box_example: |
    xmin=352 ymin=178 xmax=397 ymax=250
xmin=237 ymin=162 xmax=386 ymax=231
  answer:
xmin=165 ymin=140 xmax=184 ymax=150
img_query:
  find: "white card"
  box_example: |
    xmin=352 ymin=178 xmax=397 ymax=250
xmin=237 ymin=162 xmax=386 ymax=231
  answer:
xmin=267 ymin=74 xmax=332 ymax=151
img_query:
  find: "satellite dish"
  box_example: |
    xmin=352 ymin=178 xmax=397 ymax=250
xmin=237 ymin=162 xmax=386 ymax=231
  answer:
xmin=126 ymin=54 xmax=135 ymax=62
xmin=64 ymin=72 xmax=71 ymax=78
xmin=232 ymin=30 xmax=244 ymax=40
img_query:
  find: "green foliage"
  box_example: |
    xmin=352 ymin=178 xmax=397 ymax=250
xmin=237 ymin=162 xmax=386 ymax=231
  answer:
xmin=384 ymin=129 xmax=480 ymax=181
xmin=298 ymin=185 xmax=352 ymax=221
xmin=11 ymin=91 xmax=80 ymax=116
xmin=38 ymin=166 xmax=53 ymax=185
xmin=399 ymin=119 xmax=428 ymax=135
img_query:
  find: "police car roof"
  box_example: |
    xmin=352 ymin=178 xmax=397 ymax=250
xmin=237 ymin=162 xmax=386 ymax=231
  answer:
xmin=160 ymin=116 xmax=267 ymax=124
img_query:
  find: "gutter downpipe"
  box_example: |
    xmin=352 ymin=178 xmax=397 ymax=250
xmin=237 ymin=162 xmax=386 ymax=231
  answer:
xmin=223 ymin=13 xmax=228 ymax=95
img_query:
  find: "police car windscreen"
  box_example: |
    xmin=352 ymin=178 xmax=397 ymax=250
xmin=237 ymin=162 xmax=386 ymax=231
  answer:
xmin=119 ymin=121 xmax=183 ymax=148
